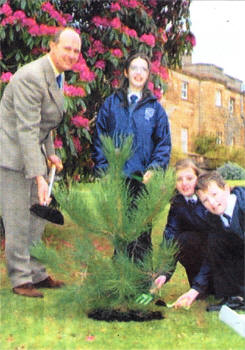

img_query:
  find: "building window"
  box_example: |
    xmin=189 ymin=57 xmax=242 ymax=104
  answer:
xmin=216 ymin=131 xmax=222 ymax=144
xmin=181 ymin=81 xmax=188 ymax=100
xmin=181 ymin=128 xmax=188 ymax=153
xmin=215 ymin=90 xmax=222 ymax=106
xmin=229 ymin=97 xmax=235 ymax=114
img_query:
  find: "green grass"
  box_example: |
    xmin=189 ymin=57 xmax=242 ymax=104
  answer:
xmin=1 ymin=214 xmax=245 ymax=350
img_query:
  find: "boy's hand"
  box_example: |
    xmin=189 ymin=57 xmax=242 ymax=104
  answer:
xmin=172 ymin=288 xmax=199 ymax=309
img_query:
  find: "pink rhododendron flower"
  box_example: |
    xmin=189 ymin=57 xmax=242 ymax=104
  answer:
xmin=151 ymin=60 xmax=160 ymax=74
xmin=140 ymin=33 xmax=155 ymax=47
xmin=71 ymin=115 xmax=90 ymax=130
xmin=73 ymin=136 xmax=82 ymax=153
xmin=39 ymin=24 xmax=57 ymax=36
xmin=92 ymin=16 xmax=110 ymax=27
xmin=95 ymin=60 xmax=106 ymax=69
xmin=111 ymin=79 xmax=119 ymax=88
xmin=159 ymin=66 xmax=169 ymax=81
xmin=0 ymin=72 xmax=13 ymax=82
xmin=0 ymin=3 xmax=13 ymax=16
xmin=28 ymin=25 xmax=40 ymax=36
xmin=110 ymin=17 xmax=121 ymax=29
xmin=148 ymin=81 xmax=154 ymax=92
xmin=54 ymin=136 xmax=63 ymax=149
xmin=149 ymin=0 xmax=157 ymax=6
xmin=111 ymin=48 xmax=123 ymax=58
xmin=154 ymin=88 xmax=162 ymax=100
xmin=110 ymin=3 xmax=121 ymax=12
xmin=1 ymin=16 xmax=16 ymax=25
xmin=122 ymin=25 xmax=137 ymax=38
xmin=41 ymin=2 xmax=67 ymax=26
xmin=64 ymin=84 xmax=86 ymax=97
xmin=22 ymin=18 xmax=37 ymax=28
xmin=113 ymin=70 xmax=121 ymax=77
xmin=13 ymin=10 xmax=26 ymax=21
xmin=186 ymin=34 xmax=196 ymax=47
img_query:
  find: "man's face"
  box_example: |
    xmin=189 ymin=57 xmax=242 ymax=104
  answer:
xmin=197 ymin=181 xmax=230 ymax=215
xmin=124 ymin=57 xmax=149 ymax=92
xmin=176 ymin=167 xmax=197 ymax=197
xmin=49 ymin=29 xmax=81 ymax=72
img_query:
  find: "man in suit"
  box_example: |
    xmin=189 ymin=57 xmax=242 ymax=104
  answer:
xmin=0 ymin=27 xmax=81 ymax=297
xmin=196 ymin=171 xmax=245 ymax=311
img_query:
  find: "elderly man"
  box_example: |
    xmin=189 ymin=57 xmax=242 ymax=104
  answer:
xmin=0 ymin=28 xmax=81 ymax=297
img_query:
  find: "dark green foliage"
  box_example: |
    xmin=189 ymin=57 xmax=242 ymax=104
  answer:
xmin=31 ymin=136 xmax=176 ymax=313
xmin=217 ymin=162 xmax=245 ymax=180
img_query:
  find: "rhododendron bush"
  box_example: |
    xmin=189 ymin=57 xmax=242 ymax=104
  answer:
xmin=0 ymin=0 xmax=195 ymax=181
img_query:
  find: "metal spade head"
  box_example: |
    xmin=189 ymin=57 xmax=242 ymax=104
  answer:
xmin=30 ymin=204 xmax=64 ymax=225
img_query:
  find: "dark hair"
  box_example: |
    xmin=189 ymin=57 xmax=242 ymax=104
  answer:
xmin=175 ymin=158 xmax=203 ymax=177
xmin=119 ymin=52 xmax=152 ymax=106
xmin=195 ymin=171 xmax=226 ymax=191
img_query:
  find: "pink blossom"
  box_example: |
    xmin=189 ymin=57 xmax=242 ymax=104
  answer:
xmin=110 ymin=17 xmax=121 ymax=29
xmin=111 ymin=79 xmax=119 ymax=88
xmin=159 ymin=66 xmax=169 ymax=81
xmin=186 ymin=34 xmax=196 ymax=47
xmin=113 ymin=70 xmax=121 ymax=77
xmin=41 ymin=1 xmax=67 ymax=26
xmin=148 ymin=81 xmax=154 ymax=92
xmin=95 ymin=60 xmax=106 ymax=69
xmin=79 ymin=69 xmax=96 ymax=82
xmin=0 ymin=72 xmax=13 ymax=83
xmin=22 ymin=18 xmax=37 ymax=28
xmin=13 ymin=10 xmax=26 ymax=21
xmin=0 ymin=3 xmax=13 ymax=16
xmin=154 ymin=88 xmax=162 ymax=100
xmin=54 ymin=136 xmax=63 ymax=149
xmin=92 ymin=16 xmax=110 ymax=27
xmin=28 ymin=25 xmax=40 ymax=36
xmin=119 ymin=0 xmax=138 ymax=8
xmin=151 ymin=60 xmax=160 ymax=74
xmin=64 ymin=84 xmax=86 ymax=97
xmin=1 ymin=16 xmax=16 ymax=25
xmin=39 ymin=24 xmax=57 ymax=36
xmin=149 ymin=0 xmax=157 ymax=6
xmin=73 ymin=136 xmax=82 ymax=153
xmin=122 ymin=26 xmax=137 ymax=38
xmin=111 ymin=48 xmax=123 ymax=58
xmin=110 ymin=3 xmax=121 ymax=12
xmin=140 ymin=33 xmax=155 ymax=47
xmin=71 ymin=115 xmax=90 ymax=130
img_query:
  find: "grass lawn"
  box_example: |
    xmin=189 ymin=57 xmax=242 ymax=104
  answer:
xmin=0 ymin=180 xmax=245 ymax=350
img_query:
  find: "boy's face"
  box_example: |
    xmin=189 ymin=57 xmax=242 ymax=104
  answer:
xmin=197 ymin=181 xmax=230 ymax=215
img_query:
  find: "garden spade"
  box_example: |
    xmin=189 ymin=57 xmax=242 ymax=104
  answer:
xmin=30 ymin=164 xmax=64 ymax=225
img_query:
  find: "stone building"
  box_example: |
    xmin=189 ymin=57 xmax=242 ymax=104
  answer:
xmin=162 ymin=56 xmax=245 ymax=155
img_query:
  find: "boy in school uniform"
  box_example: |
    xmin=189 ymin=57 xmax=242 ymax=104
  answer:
xmin=196 ymin=171 xmax=245 ymax=311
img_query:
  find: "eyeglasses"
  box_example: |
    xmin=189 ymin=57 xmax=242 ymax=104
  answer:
xmin=129 ymin=65 xmax=149 ymax=73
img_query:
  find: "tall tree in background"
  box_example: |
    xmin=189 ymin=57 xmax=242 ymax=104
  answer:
xmin=0 ymin=0 xmax=195 ymax=181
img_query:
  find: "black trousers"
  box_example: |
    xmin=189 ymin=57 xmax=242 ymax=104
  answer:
xmin=125 ymin=178 xmax=152 ymax=264
xmin=207 ymin=231 xmax=244 ymax=298
xmin=176 ymin=231 xmax=213 ymax=294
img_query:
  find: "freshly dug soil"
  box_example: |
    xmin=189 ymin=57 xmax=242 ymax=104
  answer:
xmin=87 ymin=308 xmax=164 ymax=322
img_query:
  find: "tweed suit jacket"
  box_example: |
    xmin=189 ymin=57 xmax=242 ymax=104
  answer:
xmin=0 ymin=55 xmax=64 ymax=179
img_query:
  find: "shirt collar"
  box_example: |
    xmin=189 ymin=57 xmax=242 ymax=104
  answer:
xmin=127 ymin=90 xmax=142 ymax=104
xmin=47 ymin=54 xmax=62 ymax=78
xmin=184 ymin=194 xmax=198 ymax=203
xmin=223 ymin=193 xmax=237 ymax=218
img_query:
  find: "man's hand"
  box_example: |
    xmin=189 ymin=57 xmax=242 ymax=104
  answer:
xmin=142 ymin=170 xmax=153 ymax=184
xmin=48 ymin=154 xmax=63 ymax=173
xmin=172 ymin=288 xmax=199 ymax=309
xmin=150 ymin=275 xmax=167 ymax=294
xmin=36 ymin=176 xmax=51 ymax=206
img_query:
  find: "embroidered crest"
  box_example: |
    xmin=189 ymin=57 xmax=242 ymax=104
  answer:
xmin=144 ymin=108 xmax=154 ymax=121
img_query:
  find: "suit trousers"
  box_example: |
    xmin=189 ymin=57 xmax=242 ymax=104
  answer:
xmin=0 ymin=167 xmax=48 ymax=287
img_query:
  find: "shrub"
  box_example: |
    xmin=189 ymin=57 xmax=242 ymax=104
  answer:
xmin=217 ymin=162 xmax=245 ymax=180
